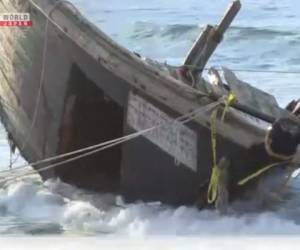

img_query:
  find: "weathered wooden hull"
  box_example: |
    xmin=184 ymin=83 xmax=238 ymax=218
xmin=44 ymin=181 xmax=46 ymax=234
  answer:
xmin=0 ymin=0 xmax=292 ymax=206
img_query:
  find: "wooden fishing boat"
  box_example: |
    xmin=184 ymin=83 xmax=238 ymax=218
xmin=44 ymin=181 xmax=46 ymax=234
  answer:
xmin=0 ymin=0 xmax=299 ymax=209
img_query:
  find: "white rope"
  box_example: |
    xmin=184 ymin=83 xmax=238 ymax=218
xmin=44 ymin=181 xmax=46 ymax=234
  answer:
xmin=0 ymin=125 xmax=154 ymax=175
xmin=0 ymin=101 xmax=220 ymax=182
xmin=9 ymin=1 xmax=65 ymax=167
xmin=2 ymin=101 xmax=218 ymax=173
xmin=8 ymin=0 xmax=86 ymax=168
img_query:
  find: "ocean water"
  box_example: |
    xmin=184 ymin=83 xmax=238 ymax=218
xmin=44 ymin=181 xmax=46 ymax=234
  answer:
xmin=1 ymin=0 xmax=300 ymax=237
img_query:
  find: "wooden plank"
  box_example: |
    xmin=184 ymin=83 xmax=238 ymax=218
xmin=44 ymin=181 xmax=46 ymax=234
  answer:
xmin=183 ymin=25 xmax=213 ymax=67
xmin=184 ymin=0 xmax=241 ymax=73
xmin=216 ymin=0 xmax=241 ymax=35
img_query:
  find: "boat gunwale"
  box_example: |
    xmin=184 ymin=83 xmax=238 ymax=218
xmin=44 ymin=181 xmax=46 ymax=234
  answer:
xmin=5 ymin=0 xmax=280 ymax=148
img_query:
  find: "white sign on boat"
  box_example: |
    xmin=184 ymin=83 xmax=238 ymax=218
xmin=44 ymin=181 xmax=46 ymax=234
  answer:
xmin=127 ymin=92 xmax=198 ymax=172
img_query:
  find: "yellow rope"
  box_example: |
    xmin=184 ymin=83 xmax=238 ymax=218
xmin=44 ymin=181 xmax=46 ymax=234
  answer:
xmin=238 ymin=162 xmax=281 ymax=186
xmin=238 ymin=160 xmax=290 ymax=186
xmin=206 ymin=91 xmax=295 ymax=204
xmin=207 ymin=108 xmax=219 ymax=204
xmin=207 ymin=93 xmax=236 ymax=204
xmin=221 ymin=92 xmax=237 ymax=122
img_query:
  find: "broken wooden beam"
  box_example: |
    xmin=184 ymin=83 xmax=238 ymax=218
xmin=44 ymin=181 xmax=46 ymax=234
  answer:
xmin=183 ymin=24 xmax=214 ymax=69
xmin=184 ymin=0 xmax=241 ymax=75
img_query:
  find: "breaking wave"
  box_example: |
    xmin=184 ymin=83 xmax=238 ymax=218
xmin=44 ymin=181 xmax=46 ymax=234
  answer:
xmin=130 ymin=22 xmax=199 ymax=41
xmin=129 ymin=22 xmax=298 ymax=42
xmin=0 ymin=168 xmax=300 ymax=235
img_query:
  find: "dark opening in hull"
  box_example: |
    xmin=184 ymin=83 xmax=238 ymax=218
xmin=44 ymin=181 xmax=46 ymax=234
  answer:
xmin=57 ymin=64 xmax=124 ymax=193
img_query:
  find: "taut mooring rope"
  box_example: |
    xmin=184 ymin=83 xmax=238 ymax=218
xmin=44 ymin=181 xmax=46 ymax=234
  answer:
xmin=0 ymin=101 xmax=220 ymax=183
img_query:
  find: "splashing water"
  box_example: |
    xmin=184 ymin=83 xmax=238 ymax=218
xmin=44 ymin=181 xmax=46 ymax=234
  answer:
xmin=0 ymin=170 xmax=300 ymax=236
